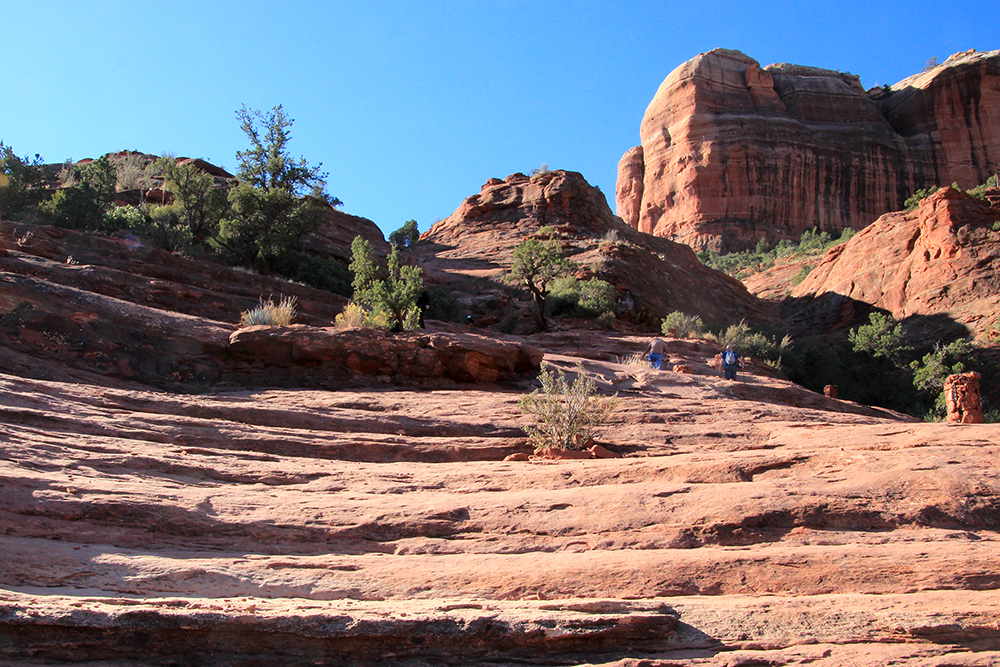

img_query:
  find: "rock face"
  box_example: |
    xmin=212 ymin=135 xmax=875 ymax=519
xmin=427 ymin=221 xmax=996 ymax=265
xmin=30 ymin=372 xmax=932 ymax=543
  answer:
xmin=418 ymin=169 xmax=774 ymax=328
xmin=784 ymin=187 xmax=1000 ymax=344
xmin=0 ymin=221 xmax=535 ymax=392
xmin=617 ymin=48 xmax=1000 ymax=251
xmin=4 ymin=328 xmax=1000 ymax=665
xmin=945 ymin=371 xmax=984 ymax=423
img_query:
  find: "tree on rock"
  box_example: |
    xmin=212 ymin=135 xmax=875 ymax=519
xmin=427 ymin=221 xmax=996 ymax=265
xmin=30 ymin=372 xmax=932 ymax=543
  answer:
xmin=507 ymin=236 xmax=575 ymax=331
xmin=218 ymin=104 xmax=340 ymax=272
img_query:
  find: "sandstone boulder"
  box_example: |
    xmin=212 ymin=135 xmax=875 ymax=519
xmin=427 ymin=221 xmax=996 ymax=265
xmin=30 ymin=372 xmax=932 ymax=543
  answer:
xmin=618 ymin=48 xmax=1000 ymax=251
xmin=945 ymin=371 xmax=984 ymax=423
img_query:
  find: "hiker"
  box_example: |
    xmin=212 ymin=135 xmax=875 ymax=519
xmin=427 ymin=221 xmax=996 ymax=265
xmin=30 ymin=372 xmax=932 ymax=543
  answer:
xmin=722 ymin=344 xmax=741 ymax=380
xmin=416 ymin=290 xmax=431 ymax=328
xmin=645 ymin=337 xmax=666 ymax=370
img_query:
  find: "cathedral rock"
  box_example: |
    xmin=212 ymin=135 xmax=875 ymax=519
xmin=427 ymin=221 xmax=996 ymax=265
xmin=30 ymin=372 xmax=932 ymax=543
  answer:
xmin=616 ymin=48 xmax=1000 ymax=251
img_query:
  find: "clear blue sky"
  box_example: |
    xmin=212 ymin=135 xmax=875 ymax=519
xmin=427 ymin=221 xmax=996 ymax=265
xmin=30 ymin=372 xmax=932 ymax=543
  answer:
xmin=2 ymin=1 xmax=996 ymax=238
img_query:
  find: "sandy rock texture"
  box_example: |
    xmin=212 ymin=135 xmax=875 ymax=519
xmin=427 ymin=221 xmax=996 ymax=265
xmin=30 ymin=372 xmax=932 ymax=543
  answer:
xmin=3 ymin=329 xmax=1000 ymax=664
xmin=418 ymin=169 xmax=773 ymax=328
xmin=617 ymin=48 xmax=1000 ymax=251
xmin=786 ymin=187 xmax=1000 ymax=344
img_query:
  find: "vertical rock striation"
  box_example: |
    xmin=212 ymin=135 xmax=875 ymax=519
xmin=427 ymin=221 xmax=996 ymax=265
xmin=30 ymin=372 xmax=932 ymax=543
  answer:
xmin=617 ymin=48 xmax=1000 ymax=251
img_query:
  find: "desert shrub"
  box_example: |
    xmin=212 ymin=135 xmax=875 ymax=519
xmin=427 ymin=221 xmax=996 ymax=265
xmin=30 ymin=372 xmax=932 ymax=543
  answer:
xmin=661 ymin=311 xmax=704 ymax=338
xmin=272 ymin=251 xmax=352 ymax=296
xmin=139 ymin=205 xmax=194 ymax=252
xmin=497 ymin=303 xmax=520 ymax=334
xmin=0 ymin=142 xmax=47 ymax=222
xmin=578 ymin=278 xmax=616 ymax=317
xmin=349 ymin=236 xmax=424 ymax=331
xmin=718 ymin=319 xmax=789 ymax=363
xmin=545 ymin=277 xmax=615 ymax=318
xmin=333 ymin=301 xmax=392 ymax=329
xmin=791 ymin=264 xmax=813 ymax=286
xmin=114 ymin=152 xmax=152 ymax=191
xmin=42 ymin=156 xmax=117 ymax=231
xmin=239 ymin=295 xmax=297 ymax=327
xmin=904 ymin=186 xmax=939 ymax=210
xmin=388 ymin=219 xmax=419 ymax=249
xmin=427 ymin=286 xmax=463 ymax=322
xmin=545 ymin=276 xmax=580 ymax=316
xmin=517 ymin=363 xmax=618 ymax=451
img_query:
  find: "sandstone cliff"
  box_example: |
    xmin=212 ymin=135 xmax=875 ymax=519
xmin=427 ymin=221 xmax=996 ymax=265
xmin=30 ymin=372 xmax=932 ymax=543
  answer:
xmin=784 ymin=187 xmax=1000 ymax=344
xmin=617 ymin=48 xmax=1000 ymax=251
xmin=418 ymin=169 xmax=774 ymax=328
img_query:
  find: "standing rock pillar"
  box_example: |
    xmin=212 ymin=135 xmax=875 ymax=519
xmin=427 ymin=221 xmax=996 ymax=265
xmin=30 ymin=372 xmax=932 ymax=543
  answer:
xmin=944 ymin=372 xmax=983 ymax=424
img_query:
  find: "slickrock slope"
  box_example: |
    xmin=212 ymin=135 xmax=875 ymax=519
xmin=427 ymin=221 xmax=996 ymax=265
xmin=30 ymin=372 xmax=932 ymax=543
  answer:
xmin=3 ymin=211 xmax=1000 ymax=665
xmin=417 ymin=169 xmax=774 ymax=327
xmin=617 ymin=48 xmax=1000 ymax=251
xmin=785 ymin=187 xmax=1000 ymax=344
xmin=3 ymin=333 xmax=1000 ymax=665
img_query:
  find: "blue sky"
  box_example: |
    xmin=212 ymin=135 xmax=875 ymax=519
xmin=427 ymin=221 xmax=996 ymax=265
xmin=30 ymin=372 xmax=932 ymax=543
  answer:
xmin=2 ymin=1 xmax=996 ymax=238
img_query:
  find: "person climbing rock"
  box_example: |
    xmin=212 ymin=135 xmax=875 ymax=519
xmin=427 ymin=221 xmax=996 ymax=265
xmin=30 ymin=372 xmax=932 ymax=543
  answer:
xmin=645 ymin=337 xmax=666 ymax=370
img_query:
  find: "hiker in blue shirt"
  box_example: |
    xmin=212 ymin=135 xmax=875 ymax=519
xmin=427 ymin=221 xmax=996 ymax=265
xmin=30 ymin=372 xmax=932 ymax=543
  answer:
xmin=722 ymin=344 xmax=741 ymax=380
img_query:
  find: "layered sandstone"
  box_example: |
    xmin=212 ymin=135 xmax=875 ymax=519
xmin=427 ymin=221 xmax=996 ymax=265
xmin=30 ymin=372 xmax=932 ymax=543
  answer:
xmin=784 ymin=187 xmax=1000 ymax=343
xmin=419 ymin=169 xmax=773 ymax=327
xmin=4 ymin=211 xmax=1000 ymax=663
xmin=617 ymin=48 xmax=1000 ymax=251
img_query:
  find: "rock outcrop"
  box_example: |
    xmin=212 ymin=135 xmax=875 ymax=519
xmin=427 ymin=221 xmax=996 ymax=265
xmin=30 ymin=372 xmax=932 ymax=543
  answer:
xmin=945 ymin=371 xmax=984 ymax=423
xmin=0 ymin=221 xmax=537 ymax=392
xmin=418 ymin=169 xmax=774 ymax=328
xmin=784 ymin=187 xmax=1000 ymax=344
xmin=617 ymin=48 xmax=1000 ymax=251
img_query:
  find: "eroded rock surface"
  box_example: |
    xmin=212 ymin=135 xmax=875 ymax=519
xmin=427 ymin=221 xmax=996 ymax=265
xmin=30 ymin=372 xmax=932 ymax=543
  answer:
xmin=418 ymin=169 xmax=774 ymax=328
xmin=618 ymin=48 xmax=1000 ymax=251
xmin=785 ymin=187 xmax=1000 ymax=343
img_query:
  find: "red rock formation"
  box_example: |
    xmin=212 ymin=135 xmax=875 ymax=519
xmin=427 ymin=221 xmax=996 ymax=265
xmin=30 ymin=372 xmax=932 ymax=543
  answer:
xmin=418 ymin=170 xmax=774 ymax=328
xmin=618 ymin=48 xmax=1000 ymax=251
xmin=944 ymin=371 xmax=984 ymax=423
xmin=786 ymin=187 xmax=1000 ymax=343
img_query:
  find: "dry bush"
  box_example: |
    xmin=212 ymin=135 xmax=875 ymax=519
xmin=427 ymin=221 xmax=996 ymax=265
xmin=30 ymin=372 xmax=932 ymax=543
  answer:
xmin=518 ymin=363 xmax=618 ymax=450
xmin=239 ymin=295 xmax=297 ymax=327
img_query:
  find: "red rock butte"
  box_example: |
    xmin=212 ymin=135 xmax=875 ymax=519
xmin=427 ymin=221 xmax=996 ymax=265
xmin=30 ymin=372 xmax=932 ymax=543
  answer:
xmin=617 ymin=48 xmax=1000 ymax=251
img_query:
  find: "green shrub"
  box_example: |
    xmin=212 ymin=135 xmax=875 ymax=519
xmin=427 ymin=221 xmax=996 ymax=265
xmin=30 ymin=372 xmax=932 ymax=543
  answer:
xmin=517 ymin=363 xmax=618 ymax=450
xmin=349 ymin=236 xmax=424 ymax=331
xmin=661 ymin=311 xmax=704 ymax=338
xmin=388 ymin=219 xmax=419 ymax=249
xmin=42 ymin=156 xmax=117 ymax=231
xmin=718 ymin=320 xmax=789 ymax=363
xmin=545 ymin=276 xmax=615 ymax=318
xmin=240 ymin=295 xmax=297 ymax=327
xmin=791 ymin=264 xmax=813 ymax=286
xmin=545 ymin=276 xmax=580 ymax=316
xmin=578 ymin=278 xmax=616 ymax=316
xmin=904 ymin=186 xmax=938 ymax=210
xmin=272 ymin=251 xmax=352 ymax=296
xmin=0 ymin=142 xmax=47 ymax=222
xmin=427 ymin=286 xmax=463 ymax=322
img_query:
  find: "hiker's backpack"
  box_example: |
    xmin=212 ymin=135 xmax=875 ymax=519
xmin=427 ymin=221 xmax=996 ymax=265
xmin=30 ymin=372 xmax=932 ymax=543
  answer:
xmin=723 ymin=350 xmax=738 ymax=366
